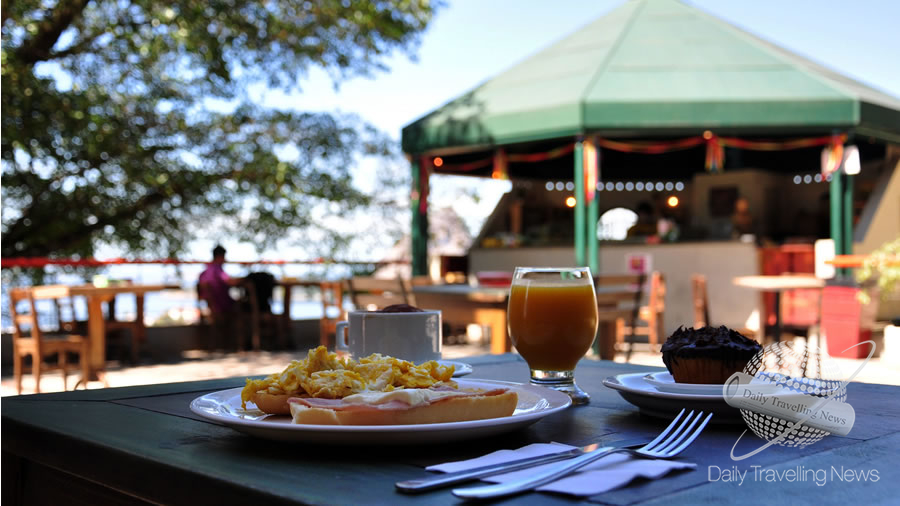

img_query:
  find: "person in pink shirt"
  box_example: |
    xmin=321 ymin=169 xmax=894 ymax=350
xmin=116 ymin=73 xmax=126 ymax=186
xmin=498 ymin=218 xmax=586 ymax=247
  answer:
xmin=198 ymin=245 xmax=240 ymax=349
xmin=198 ymin=245 xmax=234 ymax=315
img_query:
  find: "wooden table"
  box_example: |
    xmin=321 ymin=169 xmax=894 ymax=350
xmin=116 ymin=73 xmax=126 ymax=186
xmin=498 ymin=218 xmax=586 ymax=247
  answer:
xmin=594 ymin=284 xmax=644 ymax=361
xmin=733 ymin=275 xmax=825 ymax=342
xmin=219 ymin=278 xmax=327 ymax=350
xmin=595 ymin=307 xmax=637 ymax=360
xmin=413 ymin=284 xmax=510 ymax=354
xmin=278 ymin=278 xmax=326 ymax=320
xmin=277 ymin=278 xmax=338 ymax=346
xmin=30 ymin=284 xmax=179 ymax=379
xmin=4 ymin=355 xmax=898 ymax=504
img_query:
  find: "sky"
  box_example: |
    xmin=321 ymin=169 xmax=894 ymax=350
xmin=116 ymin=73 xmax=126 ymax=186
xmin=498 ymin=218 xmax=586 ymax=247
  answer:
xmin=245 ymin=0 xmax=900 ymax=257
xmin=95 ymin=0 xmax=900 ymax=265
xmin=276 ymin=0 xmax=900 ymax=136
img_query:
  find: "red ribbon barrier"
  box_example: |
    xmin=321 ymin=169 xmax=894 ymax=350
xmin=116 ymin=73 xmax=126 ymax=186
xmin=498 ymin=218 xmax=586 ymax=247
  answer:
xmin=1 ymin=257 xmax=397 ymax=269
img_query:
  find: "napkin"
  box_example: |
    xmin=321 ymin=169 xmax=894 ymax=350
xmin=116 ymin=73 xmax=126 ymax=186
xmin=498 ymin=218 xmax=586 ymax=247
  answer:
xmin=427 ymin=443 xmax=695 ymax=497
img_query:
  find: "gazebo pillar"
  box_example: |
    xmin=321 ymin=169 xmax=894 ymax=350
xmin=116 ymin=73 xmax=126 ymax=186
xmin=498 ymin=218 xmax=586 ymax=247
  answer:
xmin=827 ymin=140 xmax=855 ymax=279
xmin=574 ymin=138 xmax=600 ymax=271
xmin=586 ymin=139 xmax=600 ymax=274
xmin=829 ymin=172 xmax=843 ymax=270
xmin=574 ymin=140 xmax=586 ymax=266
xmin=842 ymin=172 xmax=854 ymax=270
xmin=411 ymin=156 xmax=429 ymax=276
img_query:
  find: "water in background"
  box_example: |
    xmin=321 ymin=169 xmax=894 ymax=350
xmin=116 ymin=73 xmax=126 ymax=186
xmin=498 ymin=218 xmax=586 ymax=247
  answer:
xmin=1 ymin=288 xmax=328 ymax=331
xmin=2 ymin=262 xmax=351 ymax=330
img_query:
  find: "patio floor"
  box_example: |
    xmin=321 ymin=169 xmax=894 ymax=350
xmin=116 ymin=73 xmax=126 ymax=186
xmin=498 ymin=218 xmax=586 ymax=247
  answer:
xmin=3 ymin=335 xmax=897 ymax=397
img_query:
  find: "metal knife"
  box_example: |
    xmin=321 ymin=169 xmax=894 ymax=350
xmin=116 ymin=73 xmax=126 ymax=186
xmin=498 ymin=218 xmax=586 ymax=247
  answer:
xmin=395 ymin=440 xmax=646 ymax=494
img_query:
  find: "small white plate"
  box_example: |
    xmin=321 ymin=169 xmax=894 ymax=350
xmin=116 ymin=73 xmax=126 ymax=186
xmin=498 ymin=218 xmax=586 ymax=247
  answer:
xmin=603 ymin=372 xmax=742 ymax=422
xmin=190 ymin=379 xmax=571 ymax=444
xmin=642 ymin=372 xmax=725 ymax=395
xmin=438 ymin=360 xmax=473 ymax=377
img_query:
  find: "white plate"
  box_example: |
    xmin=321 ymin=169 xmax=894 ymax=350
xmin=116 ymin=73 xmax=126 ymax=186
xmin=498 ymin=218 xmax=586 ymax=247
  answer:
xmin=642 ymin=372 xmax=725 ymax=395
xmin=438 ymin=360 xmax=473 ymax=377
xmin=603 ymin=372 xmax=742 ymax=422
xmin=190 ymin=379 xmax=572 ymax=444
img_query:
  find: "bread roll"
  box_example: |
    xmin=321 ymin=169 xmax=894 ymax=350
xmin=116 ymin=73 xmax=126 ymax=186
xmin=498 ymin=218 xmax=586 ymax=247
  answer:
xmin=250 ymin=392 xmax=295 ymax=415
xmin=289 ymin=390 xmax=518 ymax=425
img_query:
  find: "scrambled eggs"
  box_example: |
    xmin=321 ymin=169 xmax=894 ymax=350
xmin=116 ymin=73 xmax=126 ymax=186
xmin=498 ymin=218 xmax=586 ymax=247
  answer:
xmin=241 ymin=346 xmax=455 ymax=409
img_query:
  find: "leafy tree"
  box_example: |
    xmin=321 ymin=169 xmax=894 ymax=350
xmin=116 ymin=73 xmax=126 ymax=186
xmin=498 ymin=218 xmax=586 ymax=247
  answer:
xmin=1 ymin=0 xmax=438 ymax=263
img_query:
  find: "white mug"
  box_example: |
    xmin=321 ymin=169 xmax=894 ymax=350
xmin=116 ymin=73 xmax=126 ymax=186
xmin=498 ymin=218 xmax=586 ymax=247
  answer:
xmin=335 ymin=310 xmax=442 ymax=363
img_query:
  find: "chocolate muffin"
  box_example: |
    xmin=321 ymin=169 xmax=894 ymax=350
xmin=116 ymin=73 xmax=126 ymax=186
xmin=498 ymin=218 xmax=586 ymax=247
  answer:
xmin=661 ymin=326 xmax=762 ymax=384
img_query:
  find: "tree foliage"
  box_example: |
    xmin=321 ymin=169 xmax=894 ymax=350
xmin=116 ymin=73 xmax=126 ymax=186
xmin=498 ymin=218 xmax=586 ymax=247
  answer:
xmin=1 ymin=0 xmax=438 ymax=260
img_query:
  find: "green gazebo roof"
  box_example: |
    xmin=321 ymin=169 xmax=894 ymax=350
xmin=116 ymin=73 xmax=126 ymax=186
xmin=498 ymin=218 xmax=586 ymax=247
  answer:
xmin=402 ymin=0 xmax=900 ymax=154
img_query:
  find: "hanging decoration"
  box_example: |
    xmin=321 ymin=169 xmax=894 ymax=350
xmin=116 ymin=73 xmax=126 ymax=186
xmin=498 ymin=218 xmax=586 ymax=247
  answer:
xmin=820 ymin=134 xmax=848 ymax=176
xmin=428 ymin=144 xmax=574 ymax=173
xmin=492 ymin=148 xmax=508 ymax=180
xmin=432 ymin=157 xmax=491 ymax=173
xmin=583 ymin=137 xmax=598 ymax=204
xmin=703 ymin=131 xmax=724 ymax=172
xmin=720 ymin=133 xmax=843 ymax=151
xmin=594 ymin=137 xmax=703 ymax=154
xmin=508 ymin=143 xmax=576 ymax=162
xmin=424 ymin=133 xmax=848 ymax=175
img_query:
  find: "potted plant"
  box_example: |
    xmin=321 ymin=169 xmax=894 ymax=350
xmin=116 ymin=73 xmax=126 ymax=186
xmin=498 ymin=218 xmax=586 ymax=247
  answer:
xmin=855 ymin=237 xmax=900 ymax=305
xmin=856 ymin=238 xmax=900 ymax=363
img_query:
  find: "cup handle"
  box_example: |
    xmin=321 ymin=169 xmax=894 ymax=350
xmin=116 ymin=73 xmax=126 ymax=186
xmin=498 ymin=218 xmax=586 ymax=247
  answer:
xmin=335 ymin=321 xmax=349 ymax=352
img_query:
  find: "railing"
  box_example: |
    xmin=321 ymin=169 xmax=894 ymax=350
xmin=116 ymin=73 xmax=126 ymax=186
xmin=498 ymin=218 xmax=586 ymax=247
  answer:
xmin=1 ymin=258 xmax=410 ymax=331
xmin=1 ymin=257 xmax=407 ymax=268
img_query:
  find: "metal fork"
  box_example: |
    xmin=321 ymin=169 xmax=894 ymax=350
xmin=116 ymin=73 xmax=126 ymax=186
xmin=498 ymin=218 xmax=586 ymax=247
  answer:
xmin=452 ymin=409 xmax=712 ymax=500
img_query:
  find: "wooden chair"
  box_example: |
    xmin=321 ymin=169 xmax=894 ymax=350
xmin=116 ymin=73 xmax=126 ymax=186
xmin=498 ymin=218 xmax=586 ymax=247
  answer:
xmin=611 ymin=272 xmax=666 ymax=361
xmin=196 ymin=281 xmax=217 ymax=350
xmin=345 ymin=276 xmax=414 ymax=311
xmin=53 ymin=293 xmax=139 ymax=363
xmin=691 ymin=273 xmax=758 ymax=340
xmin=318 ymin=281 xmax=346 ymax=348
xmin=592 ymin=274 xmax=646 ymax=361
xmin=197 ymin=281 xmax=245 ymax=352
xmin=9 ymin=287 xmax=91 ymax=394
xmin=53 ymin=296 xmax=87 ymax=335
xmin=692 ymin=274 xmax=710 ymax=328
xmin=638 ymin=271 xmax=666 ymax=347
xmin=103 ymin=297 xmax=142 ymax=364
xmin=238 ymin=275 xmax=282 ymax=351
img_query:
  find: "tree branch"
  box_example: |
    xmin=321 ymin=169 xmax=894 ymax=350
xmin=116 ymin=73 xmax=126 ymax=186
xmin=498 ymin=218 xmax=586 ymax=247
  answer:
xmin=44 ymin=30 xmax=104 ymax=60
xmin=14 ymin=0 xmax=92 ymax=65
xmin=5 ymin=165 xmax=240 ymax=256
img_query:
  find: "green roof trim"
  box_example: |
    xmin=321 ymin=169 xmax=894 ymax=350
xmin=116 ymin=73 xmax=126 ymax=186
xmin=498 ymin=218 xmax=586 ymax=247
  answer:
xmin=402 ymin=0 xmax=900 ymax=154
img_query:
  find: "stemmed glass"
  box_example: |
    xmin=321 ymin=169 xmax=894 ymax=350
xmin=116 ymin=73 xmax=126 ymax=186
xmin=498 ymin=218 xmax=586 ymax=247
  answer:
xmin=507 ymin=267 xmax=598 ymax=405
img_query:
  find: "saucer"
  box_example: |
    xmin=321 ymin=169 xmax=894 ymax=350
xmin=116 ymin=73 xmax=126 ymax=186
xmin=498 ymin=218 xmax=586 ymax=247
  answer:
xmin=642 ymin=372 xmax=726 ymax=395
xmin=438 ymin=360 xmax=473 ymax=377
xmin=603 ymin=372 xmax=742 ymax=422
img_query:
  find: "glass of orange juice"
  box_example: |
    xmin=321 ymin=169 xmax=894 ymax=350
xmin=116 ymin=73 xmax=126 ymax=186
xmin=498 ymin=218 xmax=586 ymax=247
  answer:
xmin=508 ymin=266 xmax=598 ymax=405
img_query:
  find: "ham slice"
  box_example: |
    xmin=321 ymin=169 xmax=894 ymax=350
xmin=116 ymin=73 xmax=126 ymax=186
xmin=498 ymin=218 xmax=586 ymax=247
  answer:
xmin=288 ymin=388 xmax=509 ymax=412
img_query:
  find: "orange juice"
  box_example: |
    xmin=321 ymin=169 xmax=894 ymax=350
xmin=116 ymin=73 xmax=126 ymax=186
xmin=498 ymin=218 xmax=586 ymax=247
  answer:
xmin=507 ymin=283 xmax=598 ymax=371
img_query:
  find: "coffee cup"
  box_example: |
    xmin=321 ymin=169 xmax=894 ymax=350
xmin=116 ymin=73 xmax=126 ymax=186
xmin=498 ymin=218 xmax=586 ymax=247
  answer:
xmin=335 ymin=310 xmax=442 ymax=363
